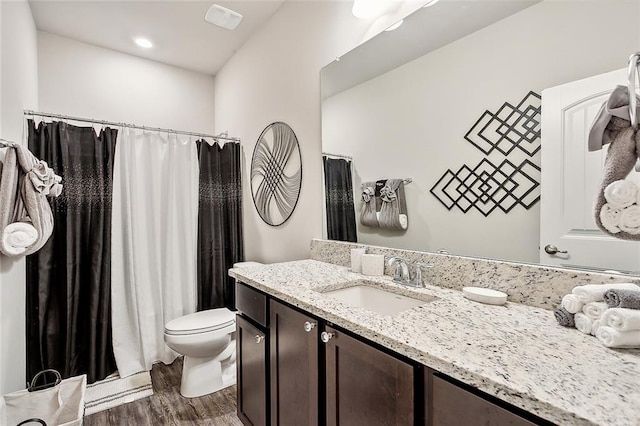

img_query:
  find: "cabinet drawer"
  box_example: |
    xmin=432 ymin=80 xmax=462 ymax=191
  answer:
xmin=236 ymin=282 xmax=268 ymax=327
xmin=430 ymin=374 xmax=537 ymax=426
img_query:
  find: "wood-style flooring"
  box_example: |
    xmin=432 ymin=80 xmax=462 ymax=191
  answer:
xmin=84 ymin=358 xmax=243 ymax=425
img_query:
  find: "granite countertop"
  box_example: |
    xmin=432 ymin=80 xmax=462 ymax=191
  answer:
xmin=229 ymin=259 xmax=640 ymax=426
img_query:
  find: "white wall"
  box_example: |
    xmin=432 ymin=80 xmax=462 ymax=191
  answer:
xmin=214 ymin=1 xmax=422 ymax=263
xmin=38 ymin=32 xmax=215 ymax=134
xmin=323 ymin=1 xmax=640 ymax=263
xmin=0 ymin=0 xmax=39 ymax=394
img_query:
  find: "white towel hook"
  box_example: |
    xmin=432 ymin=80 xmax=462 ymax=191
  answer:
xmin=627 ymin=52 xmax=640 ymax=129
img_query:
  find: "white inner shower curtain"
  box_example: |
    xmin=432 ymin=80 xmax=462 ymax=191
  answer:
xmin=111 ymin=128 xmax=199 ymax=377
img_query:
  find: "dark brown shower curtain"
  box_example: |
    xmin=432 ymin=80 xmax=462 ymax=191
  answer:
xmin=26 ymin=120 xmax=117 ymax=384
xmin=323 ymin=156 xmax=357 ymax=242
xmin=197 ymin=141 xmax=244 ymax=311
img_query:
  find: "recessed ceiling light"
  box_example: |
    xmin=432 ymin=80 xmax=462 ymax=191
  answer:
xmin=134 ymin=37 xmax=153 ymax=49
xmin=352 ymin=0 xmax=392 ymax=19
xmin=205 ymin=4 xmax=243 ymax=30
xmin=385 ymin=19 xmax=403 ymax=32
xmin=423 ymin=0 xmax=441 ymax=7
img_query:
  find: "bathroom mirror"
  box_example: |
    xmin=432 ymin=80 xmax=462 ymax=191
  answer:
xmin=320 ymin=0 xmax=640 ymax=273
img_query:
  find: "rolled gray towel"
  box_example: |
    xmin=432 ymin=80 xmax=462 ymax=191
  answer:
xmin=554 ymin=306 xmax=575 ymax=327
xmin=604 ymin=289 xmax=640 ymax=309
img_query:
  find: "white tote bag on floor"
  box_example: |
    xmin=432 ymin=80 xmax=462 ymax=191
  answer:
xmin=0 ymin=370 xmax=86 ymax=426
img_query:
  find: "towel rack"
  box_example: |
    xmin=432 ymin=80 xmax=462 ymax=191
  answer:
xmin=627 ymin=52 xmax=640 ymax=129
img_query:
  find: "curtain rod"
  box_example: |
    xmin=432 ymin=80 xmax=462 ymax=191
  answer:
xmin=24 ymin=110 xmax=240 ymax=143
xmin=322 ymin=152 xmax=352 ymax=160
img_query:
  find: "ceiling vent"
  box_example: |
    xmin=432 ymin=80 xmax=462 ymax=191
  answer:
xmin=205 ymin=4 xmax=243 ymax=30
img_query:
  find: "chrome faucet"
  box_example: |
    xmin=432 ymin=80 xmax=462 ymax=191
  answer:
xmin=413 ymin=262 xmax=434 ymax=288
xmin=387 ymin=258 xmax=434 ymax=288
xmin=387 ymin=257 xmax=410 ymax=284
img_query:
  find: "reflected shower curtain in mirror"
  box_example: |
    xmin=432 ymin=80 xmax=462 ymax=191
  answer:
xmin=197 ymin=141 xmax=243 ymax=311
xmin=323 ymin=157 xmax=357 ymax=242
xmin=26 ymin=120 xmax=118 ymax=384
xmin=110 ymin=129 xmax=199 ymax=377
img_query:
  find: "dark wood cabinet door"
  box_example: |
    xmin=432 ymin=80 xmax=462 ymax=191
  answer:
xmin=237 ymin=315 xmax=268 ymax=426
xmin=270 ymin=300 xmax=319 ymax=426
xmin=429 ymin=373 xmax=537 ymax=426
xmin=324 ymin=326 xmax=414 ymax=426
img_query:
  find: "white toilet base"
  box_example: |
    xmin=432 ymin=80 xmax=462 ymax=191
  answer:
xmin=180 ymin=354 xmax=236 ymax=398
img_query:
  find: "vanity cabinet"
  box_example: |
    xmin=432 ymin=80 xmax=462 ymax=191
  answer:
xmin=236 ymin=314 xmax=268 ymax=426
xmin=426 ymin=371 xmax=540 ymax=426
xmin=324 ymin=325 xmax=414 ymax=426
xmin=269 ymin=299 xmax=319 ymax=426
xmin=236 ymin=281 xmax=544 ymax=426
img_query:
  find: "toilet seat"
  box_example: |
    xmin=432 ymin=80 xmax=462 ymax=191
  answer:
xmin=165 ymin=309 xmax=235 ymax=336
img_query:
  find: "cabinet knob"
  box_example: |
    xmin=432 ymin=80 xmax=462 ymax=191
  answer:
xmin=255 ymin=334 xmax=265 ymax=344
xmin=320 ymin=331 xmax=334 ymax=343
xmin=304 ymin=321 xmax=317 ymax=332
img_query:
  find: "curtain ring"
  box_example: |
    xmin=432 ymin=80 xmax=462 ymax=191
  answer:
xmin=627 ymin=52 xmax=640 ymax=129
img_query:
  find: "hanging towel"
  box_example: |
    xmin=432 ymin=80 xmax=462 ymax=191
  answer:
xmin=0 ymin=145 xmax=62 ymax=256
xmin=377 ymin=178 xmax=408 ymax=230
xmin=571 ymin=283 xmax=640 ymax=303
xmin=360 ymin=181 xmax=379 ymax=227
xmin=600 ymin=308 xmax=640 ymax=332
xmin=589 ymin=86 xmax=640 ymax=240
xmin=596 ymin=326 xmax=640 ymax=348
xmin=604 ymin=289 xmax=640 ymax=309
xmin=589 ymin=86 xmax=640 ymax=151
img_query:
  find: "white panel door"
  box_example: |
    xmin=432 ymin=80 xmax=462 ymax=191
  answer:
xmin=541 ymin=68 xmax=640 ymax=273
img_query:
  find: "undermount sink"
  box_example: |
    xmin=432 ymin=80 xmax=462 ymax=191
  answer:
xmin=321 ymin=281 xmax=437 ymax=316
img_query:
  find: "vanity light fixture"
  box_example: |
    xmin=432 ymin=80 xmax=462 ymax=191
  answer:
xmin=423 ymin=0 xmax=441 ymax=7
xmin=352 ymin=0 xmax=392 ymax=19
xmin=205 ymin=4 xmax=243 ymax=30
xmin=134 ymin=37 xmax=153 ymax=49
xmin=385 ymin=19 xmax=403 ymax=32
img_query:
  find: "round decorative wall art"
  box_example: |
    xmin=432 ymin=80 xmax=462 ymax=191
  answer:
xmin=250 ymin=122 xmax=302 ymax=226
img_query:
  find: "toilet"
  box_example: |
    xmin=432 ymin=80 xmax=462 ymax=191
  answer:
xmin=163 ymin=261 xmax=263 ymax=398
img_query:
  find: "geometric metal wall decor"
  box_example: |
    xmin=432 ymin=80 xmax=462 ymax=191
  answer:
xmin=250 ymin=122 xmax=302 ymax=226
xmin=431 ymin=91 xmax=541 ymax=216
xmin=464 ymin=91 xmax=541 ymax=157
xmin=430 ymin=158 xmax=540 ymax=217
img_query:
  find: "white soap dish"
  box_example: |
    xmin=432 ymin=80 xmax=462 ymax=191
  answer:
xmin=462 ymin=287 xmax=508 ymax=305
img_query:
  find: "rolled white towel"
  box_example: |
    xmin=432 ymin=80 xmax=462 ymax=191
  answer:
xmin=599 ymin=204 xmax=622 ymax=233
xmin=1 ymin=221 xmax=38 ymax=256
xmin=582 ymin=301 xmax=609 ymax=320
xmin=604 ymin=179 xmax=638 ymax=209
xmin=619 ymin=205 xmax=640 ymax=234
xmin=398 ymin=214 xmax=408 ymax=230
xmin=572 ymin=283 xmax=640 ymax=303
xmin=574 ymin=313 xmax=593 ymax=334
xmin=600 ymin=308 xmax=640 ymax=332
xmin=596 ymin=326 xmax=640 ymax=348
xmin=561 ymin=294 xmax=584 ymax=314
xmin=591 ymin=319 xmax=601 ymax=336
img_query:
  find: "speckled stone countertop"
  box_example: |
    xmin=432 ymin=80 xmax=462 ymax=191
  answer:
xmin=229 ymin=259 xmax=640 ymax=426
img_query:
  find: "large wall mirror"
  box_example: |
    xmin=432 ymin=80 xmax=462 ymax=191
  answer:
xmin=321 ymin=0 xmax=640 ymax=273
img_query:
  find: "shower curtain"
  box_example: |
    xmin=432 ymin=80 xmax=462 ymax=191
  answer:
xmin=197 ymin=141 xmax=243 ymax=311
xmin=26 ymin=120 xmax=118 ymax=384
xmin=323 ymin=157 xmax=357 ymax=242
xmin=110 ymin=128 xmax=199 ymax=377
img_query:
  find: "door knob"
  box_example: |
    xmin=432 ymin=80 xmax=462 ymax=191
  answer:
xmin=303 ymin=321 xmax=317 ymax=332
xmin=254 ymin=335 xmax=265 ymax=344
xmin=320 ymin=331 xmax=334 ymax=343
xmin=544 ymin=244 xmax=568 ymax=255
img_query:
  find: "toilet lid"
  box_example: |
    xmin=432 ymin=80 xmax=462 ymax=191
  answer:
xmin=165 ymin=309 xmax=235 ymax=335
